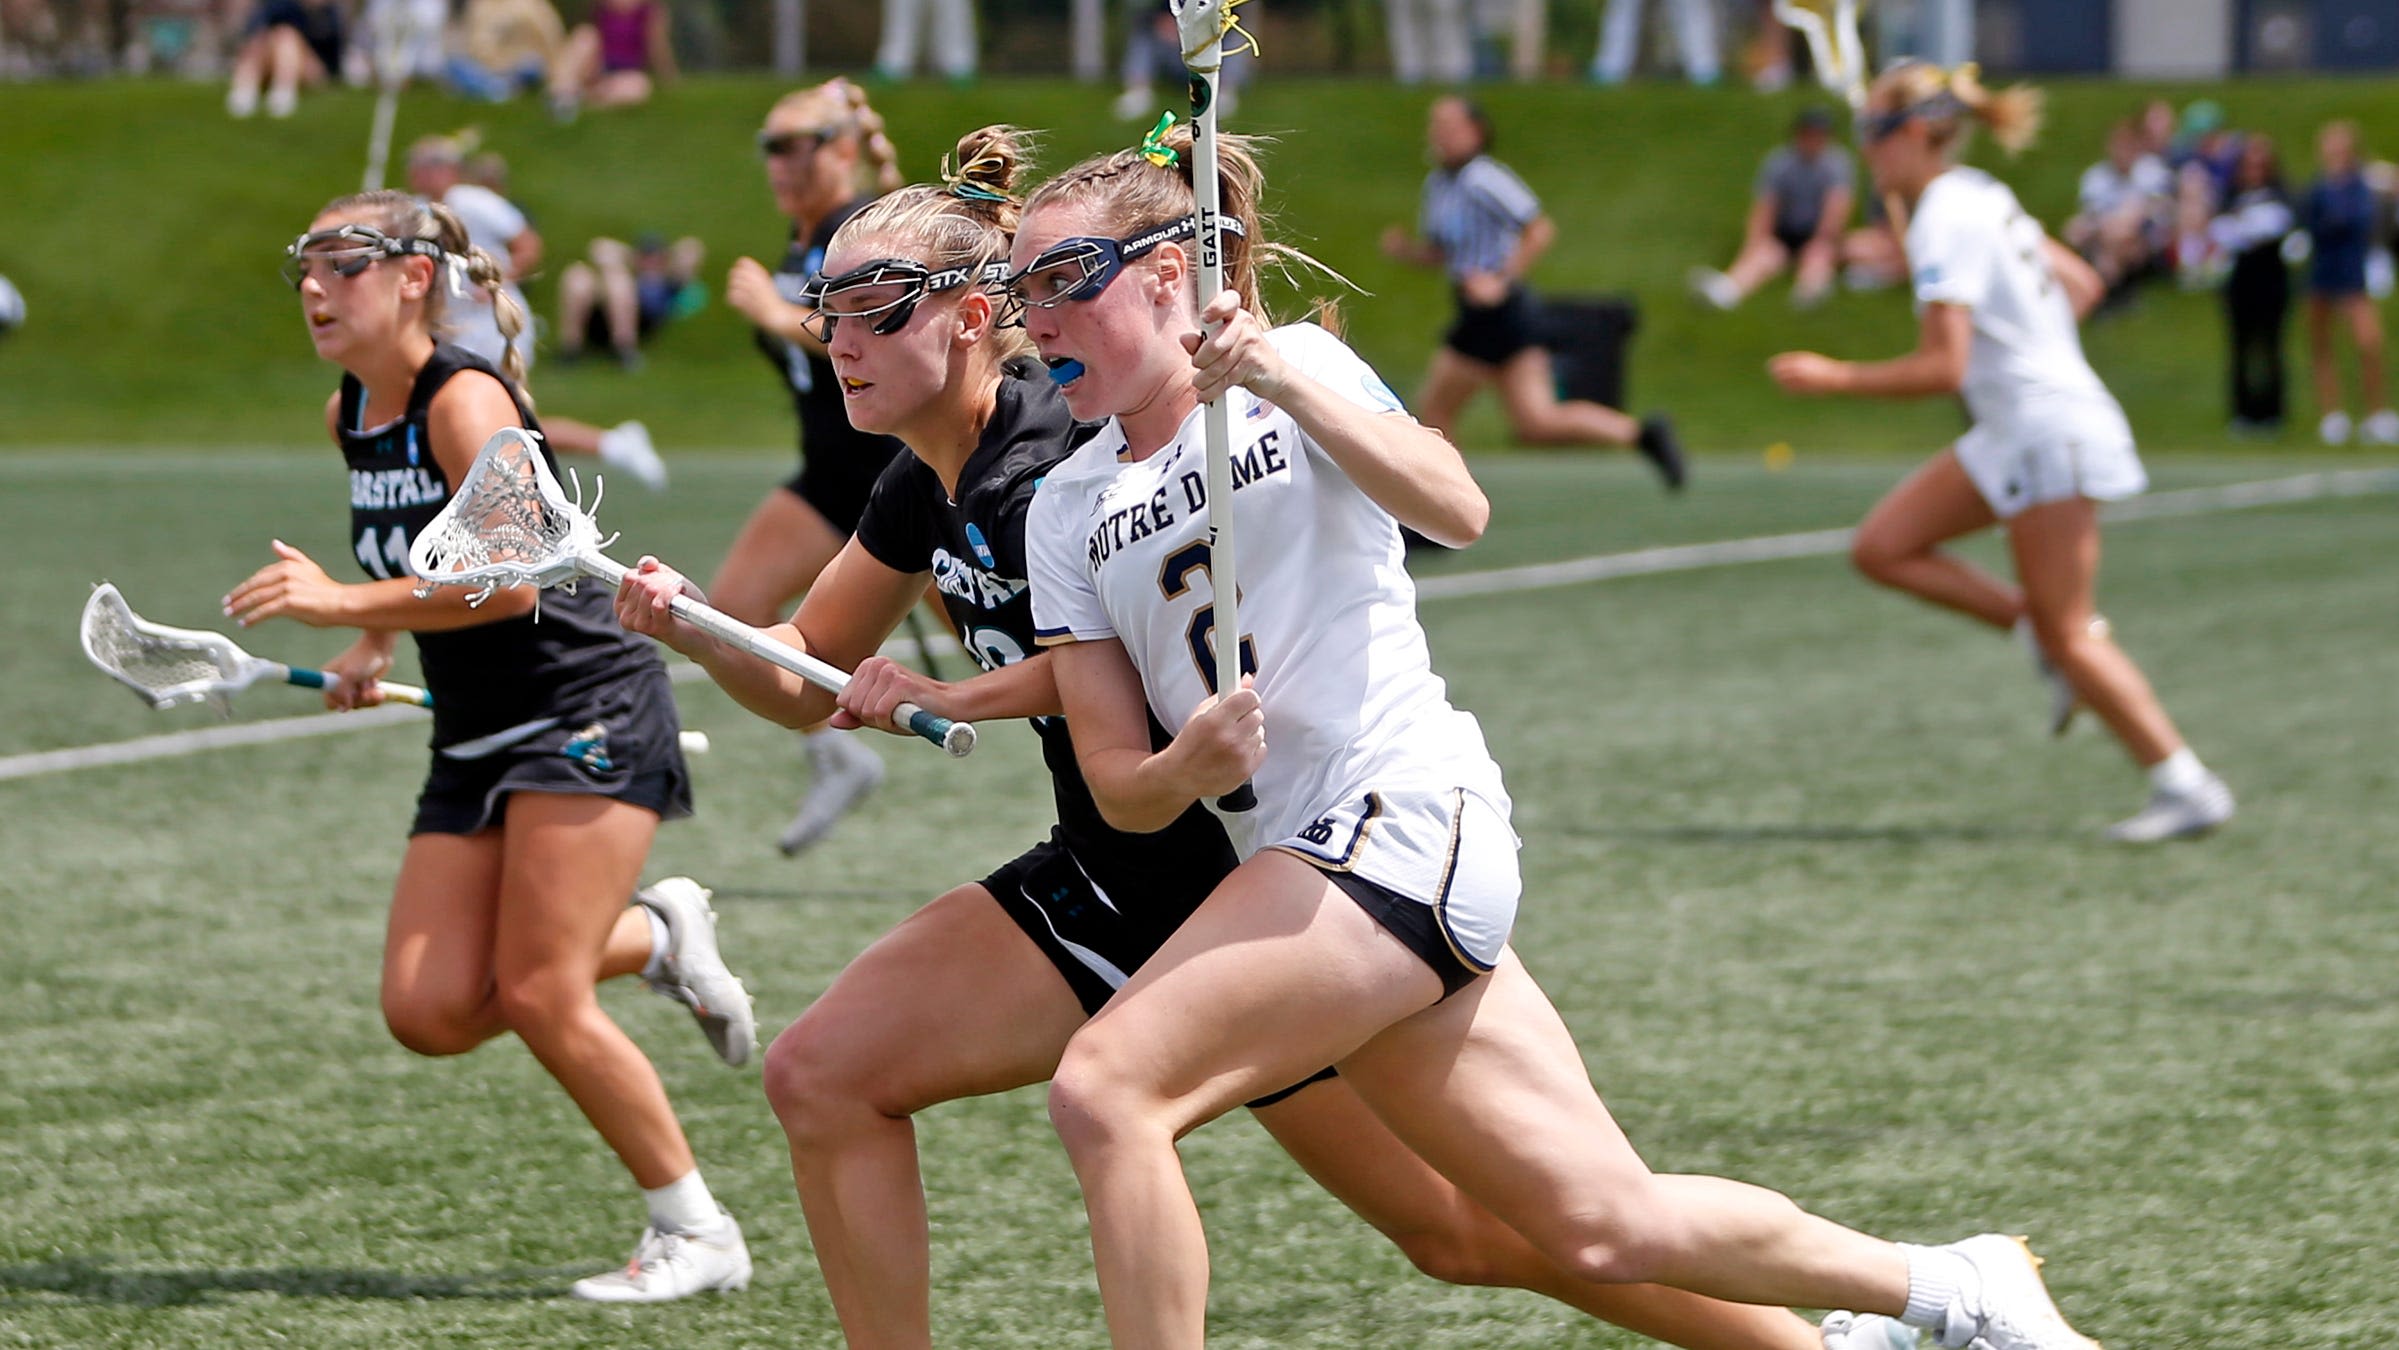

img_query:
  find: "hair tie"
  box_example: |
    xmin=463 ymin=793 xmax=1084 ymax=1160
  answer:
xmin=942 ymin=148 xmax=1011 ymax=203
xmin=444 ymin=252 xmax=469 ymax=299
xmin=1138 ymin=111 xmax=1179 ymax=169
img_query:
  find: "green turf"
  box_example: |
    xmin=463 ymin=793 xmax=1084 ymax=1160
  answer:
xmin=5 ymin=75 xmax=2397 ymax=454
xmin=3 ymin=451 xmax=2396 ymax=1346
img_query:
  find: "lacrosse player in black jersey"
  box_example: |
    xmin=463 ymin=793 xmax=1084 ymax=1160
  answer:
xmin=225 ymin=190 xmax=754 ymax=1303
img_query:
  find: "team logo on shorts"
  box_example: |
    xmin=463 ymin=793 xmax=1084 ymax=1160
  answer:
xmin=561 ymin=722 xmax=614 ymax=772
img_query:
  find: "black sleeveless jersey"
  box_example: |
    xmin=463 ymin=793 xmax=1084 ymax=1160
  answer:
xmin=854 ymin=362 xmax=1236 ymax=878
xmin=338 ymin=344 xmax=670 ymax=748
xmin=754 ymin=198 xmax=909 ymax=476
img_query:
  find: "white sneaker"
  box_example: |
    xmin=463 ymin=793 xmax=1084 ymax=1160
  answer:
xmin=597 ymin=420 xmax=668 ymax=491
xmin=1822 ymin=1310 xmax=1920 ymax=1348
xmin=226 ymin=83 xmax=258 ymax=117
xmin=2363 ymin=408 xmax=2399 ymax=444
xmin=2320 ymin=410 xmax=2353 ymax=445
xmin=1688 ymin=265 xmax=1742 ymax=311
xmin=1927 ymin=1234 xmax=2098 ymax=1350
xmin=1111 ymin=82 xmax=1154 ymax=122
xmin=777 ymin=731 xmax=885 ymax=856
xmin=264 ymin=85 xmax=297 ymax=118
xmin=570 ymin=1209 xmax=751 ymax=1303
xmin=2105 ymin=773 xmax=2235 ymax=844
xmin=636 ymin=878 xmax=756 ymax=1067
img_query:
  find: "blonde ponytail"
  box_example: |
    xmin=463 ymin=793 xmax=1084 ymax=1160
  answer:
xmin=1948 ymin=63 xmax=2043 ymax=156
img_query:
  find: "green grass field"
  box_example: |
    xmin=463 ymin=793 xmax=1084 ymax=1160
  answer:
xmin=4 ymin=449 xmax=2396 ymax=1347
xmin=7 ymin=74 xmax=2399 ymax=454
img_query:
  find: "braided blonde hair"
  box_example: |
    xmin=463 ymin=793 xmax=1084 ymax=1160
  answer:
xmin=316 ymin=189 xmax=531 ymax=389
xmin=1869 ymin=61 xmax=2043 ymax=157
xmin=769 ymin=77 xmax=903 ymax=197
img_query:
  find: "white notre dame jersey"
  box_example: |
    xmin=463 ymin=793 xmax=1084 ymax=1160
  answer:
xmin=1027 ymin=323 xmax=1510 ymax=858
xmin=1907 ymin=166 xmax=2117 ymax=425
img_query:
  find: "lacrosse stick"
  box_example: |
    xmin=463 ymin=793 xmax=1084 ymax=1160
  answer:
xmin=1172 ymin=0 xmax=1261 ymax=813
xmin=1772 ymin=0 xmax=1868 ymax=109
xmin=407 ymin=428 xmax=976 ymax=757
xmin=81 ymin=582 xmax=433 ymax=711
xmin=359 ymin=0 xmax=417 ymax=190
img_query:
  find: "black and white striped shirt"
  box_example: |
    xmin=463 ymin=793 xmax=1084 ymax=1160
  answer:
xmin=1420 ymin=154 xmax=1542 ymax=282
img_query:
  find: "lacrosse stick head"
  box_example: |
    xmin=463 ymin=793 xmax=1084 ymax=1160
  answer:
xmin=1170 ymin=0 xmax=1255 ymax=74
xmin=407 ymin=427 xmax=613 ymax=604
xmin=80 ymin=583 xmax=274 ymax=711
xmin=1773 ymin=0 xmax=1869 ymax=109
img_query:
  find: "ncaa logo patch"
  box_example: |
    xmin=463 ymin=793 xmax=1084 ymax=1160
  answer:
xmin=965 ymin=522 xmax=997 ymax=567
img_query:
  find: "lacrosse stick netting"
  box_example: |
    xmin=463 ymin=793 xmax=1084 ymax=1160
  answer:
xmin=80 ymin=582 xmax=433 ymax=710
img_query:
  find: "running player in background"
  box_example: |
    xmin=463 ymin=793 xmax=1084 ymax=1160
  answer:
xmin=1016 ymin=118 xmax=2096 ymax=1350
xmin=1770 ymin=62 xmax=2235 ymax=844
xmin=718 ymin=78 xmax=911 ymax=855
xmin=224 ymin=190 xmax=755 ymax=1302
xmin=1380 ymin=94 xmax=1687 ymax=487
xmin=617 ymin=124 xmax=1905 ymax=1350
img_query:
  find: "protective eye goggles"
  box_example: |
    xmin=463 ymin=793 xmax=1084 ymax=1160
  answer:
xmin=280 ymin=225 xmax=444 ymax=289
xmin=997 ymin=214 xmax=1247 ymax=327
xmin=796 ymin=256 xmax=1012 ymax=343
xmin=757 ymin=125 xmax=844 ymax=159
xmin=1857 ymin=92 xmax=1962 ymax=145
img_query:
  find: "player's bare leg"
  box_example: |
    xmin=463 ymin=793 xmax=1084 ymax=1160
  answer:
xmin=1850 ymin=448 xmax=2016 ymax=627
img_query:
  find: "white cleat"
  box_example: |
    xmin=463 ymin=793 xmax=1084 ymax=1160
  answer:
xmin=2363 ymin=408 xmax=2399 ymax=445
xmin=636 ymin=877 xmax=756 ymax=1067
xmin=570 ymin=1209 xmax=751 ymax=1303
xmin=1688 ymin=265 xmax=1743 ymax=311
xmin=2104 ymin=774 xmax=2235 ymax=844
xmin=1823 ymin=1310 xmax=1921 ymax=1348
xmin=777 ymin=732 xmax=886 ymax=856
xmin=2319 ymin=410 xmax=2353 ymax=445
xmin=1927 ymin=1234 xmax=2099 ymax=1350
xmin=597 ymin=420 xmax=668 ymax=491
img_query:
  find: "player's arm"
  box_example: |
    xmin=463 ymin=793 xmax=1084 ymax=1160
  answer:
xmin=1498 ymin=213 xmax=1555 ymax=284
xmin=225 ymin=376 xmax=540 ymax=631
xmin=1189 ymin=296 xmax=1488 ymax=547
xmin=1051 ymin=638 xmax=1256 ymax=834
xmin=2044 ymin=235 xmax=2105 ymax=321
xmin=1767 ymin=302 xmax=1969 ymax=399
xmin=726 ymin=255 xmax=827 ymax=354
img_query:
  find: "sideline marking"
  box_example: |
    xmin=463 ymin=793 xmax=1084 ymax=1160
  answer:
xmin=6 ymin=469 xmax=2390 ymax=783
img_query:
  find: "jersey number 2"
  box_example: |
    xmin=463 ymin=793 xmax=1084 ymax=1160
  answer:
xmin=355 ymin=525 xmax=411 ymax=581
xmin=1158 ymin=542 xmax=1257 ymax=695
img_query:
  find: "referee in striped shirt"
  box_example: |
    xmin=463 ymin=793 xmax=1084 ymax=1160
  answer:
xmin=1382 ymin=95 xmax=1685 ymax=487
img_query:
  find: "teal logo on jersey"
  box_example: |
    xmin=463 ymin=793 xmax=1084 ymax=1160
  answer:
xmin=1359 ymin=371 xmax=1403 ymax=412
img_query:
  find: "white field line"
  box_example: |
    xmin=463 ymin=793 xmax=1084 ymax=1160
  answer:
xmin=5 ymin=469 xmax=2391 ymax=784
xmin=1414 ymin=467 xmax=2399 ymax=601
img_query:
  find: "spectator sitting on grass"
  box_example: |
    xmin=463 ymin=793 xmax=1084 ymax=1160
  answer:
xmin=558 ymin=232 xmax=705 ymax=372
xmin=445 ymin=0 xmax=561 ymax=101
xmin=224 ymin=0 xmax=341 ymax=118
xmin=2065 ymin=118 xmax=2172 ymax=299
xmin=1690 ymin=106 xmax=1855 ymax=311
xmin=547 ymin=0 xmax=673 ymax=121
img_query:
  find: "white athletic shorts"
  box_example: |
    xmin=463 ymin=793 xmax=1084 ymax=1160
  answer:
xmin=1954 ymin=395 xmax=2146 ymax=520
xmin=1267 ymin=785 xmax=1522 ymax=982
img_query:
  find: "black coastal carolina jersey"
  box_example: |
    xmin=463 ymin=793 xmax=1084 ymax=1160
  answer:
xmin=754 ymin=197 xmax=909 ymax=475
xmin=854 ymin=362 xmax=1237 ymax=880
xmin=339 ymin=344 xmax=669 ymax=748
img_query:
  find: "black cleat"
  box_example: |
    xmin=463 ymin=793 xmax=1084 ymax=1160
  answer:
xmin=1636 ymin=415 xmax=1688 ymax=492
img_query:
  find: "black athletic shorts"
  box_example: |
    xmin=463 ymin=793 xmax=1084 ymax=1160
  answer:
xmin=1320 ymin=867 xmax=1488 ymax=999
xmin=1442 ymin=284 xmax=1541 ymax=367
xmin=410 ymin=670 xmax=692 ymax=836
xmin=783 ymin=444 xmax=901 ymax=537
xmin=981 ymin=832 xmax=1338 ymax=1111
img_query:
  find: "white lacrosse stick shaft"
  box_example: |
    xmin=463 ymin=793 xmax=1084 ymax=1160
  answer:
xmin=409 ymin=430 xmax=975 ymax=756
xmin=1176 ymin=0 xmax=1242 ymax=706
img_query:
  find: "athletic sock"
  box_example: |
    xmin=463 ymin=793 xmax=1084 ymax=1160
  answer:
xmin=1898 ymin=1241 xmax=1977 ymax=1332
xmin=639 ymin=906 xmax=671 ymax=981
xmin=2148 ymin=747 xmax=2209 ymax=795
xmin=644 ymin=1168 xmax=719 ymax=1235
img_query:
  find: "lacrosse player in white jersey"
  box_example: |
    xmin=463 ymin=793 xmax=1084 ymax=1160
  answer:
xmin=1016 ymin=119 xmax=2100 ymax=1350
xmin=1771 ymin=62 xmax=2234 ymax=844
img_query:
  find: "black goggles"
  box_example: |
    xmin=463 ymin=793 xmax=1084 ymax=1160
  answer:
xmin=1858 ymin=92 xmax=1963 ymax=145
xmin=281 ymin=225 xmax=444 ymax=289
xmin=757 ymin=126 xmax=842 ymax=159
xmin=998 ymin=214 xmax=1247 ymax=326
xmin=796 ymin=257 xmax=1012 ymax=343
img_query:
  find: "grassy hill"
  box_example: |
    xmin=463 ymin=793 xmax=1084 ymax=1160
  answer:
xmin=4 ymin=73 xmax=2396 ymax=455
